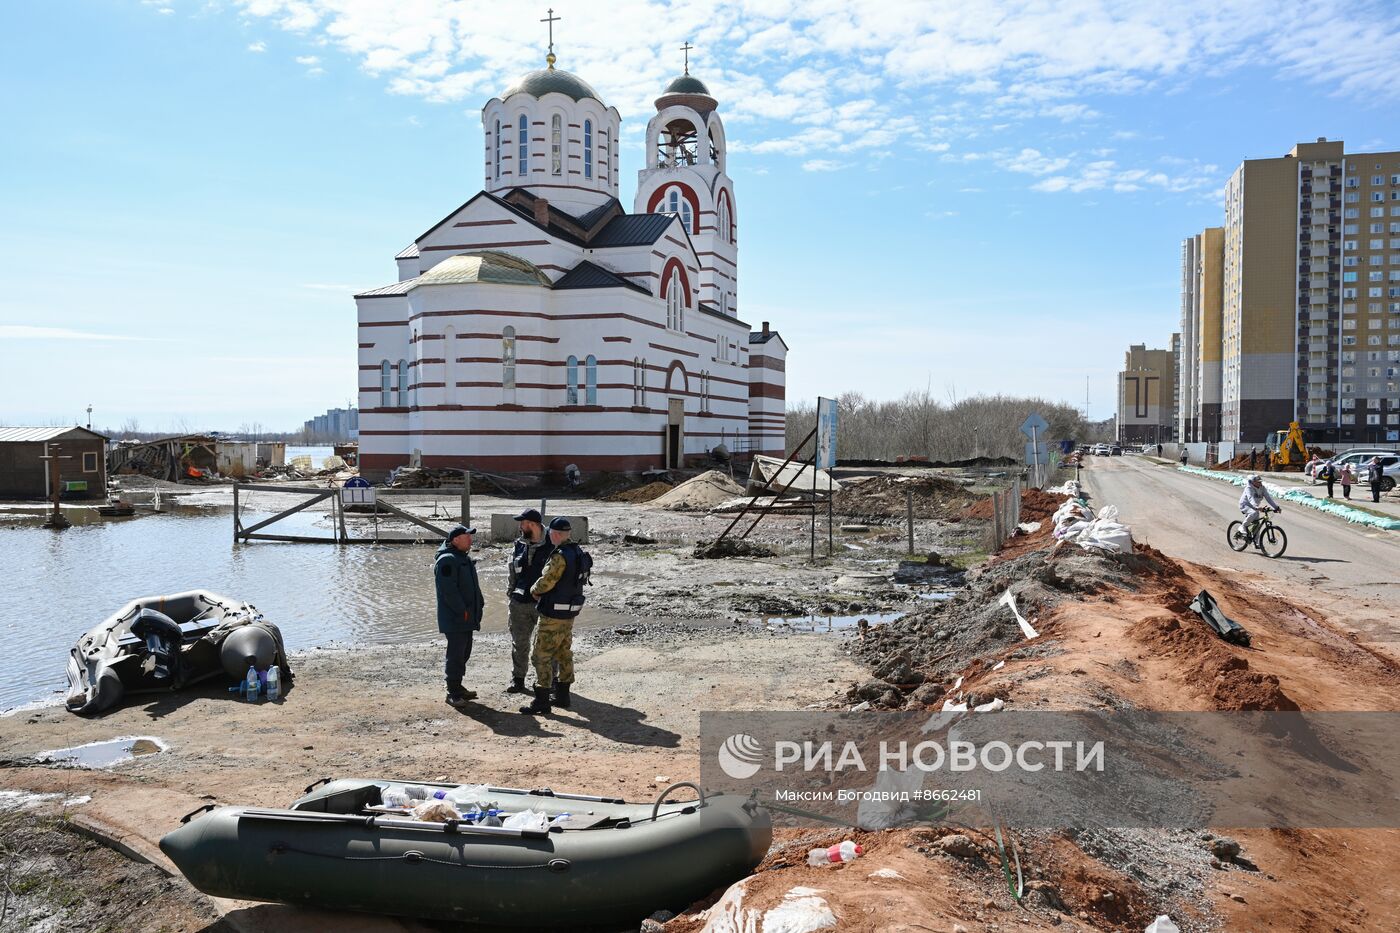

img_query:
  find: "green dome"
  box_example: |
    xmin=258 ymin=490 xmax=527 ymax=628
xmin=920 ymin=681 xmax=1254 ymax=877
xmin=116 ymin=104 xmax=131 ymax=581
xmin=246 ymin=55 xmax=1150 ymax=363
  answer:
xmin=663 ymin=74 xmax=711 ymax=96
xmin=503 ymin=68 xmax=603 ymax=103
xmin=414 ymin=251 xmax=551 ymax=289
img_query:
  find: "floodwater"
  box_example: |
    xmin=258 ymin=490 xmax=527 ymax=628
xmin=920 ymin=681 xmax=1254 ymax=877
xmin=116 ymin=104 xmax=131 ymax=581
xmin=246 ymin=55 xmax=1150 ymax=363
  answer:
xmin=0 ymin=502 xmax=560 ymax=712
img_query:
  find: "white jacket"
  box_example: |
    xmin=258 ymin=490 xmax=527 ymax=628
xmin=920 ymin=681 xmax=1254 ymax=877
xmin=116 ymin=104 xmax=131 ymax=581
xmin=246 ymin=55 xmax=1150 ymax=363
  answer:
xmin=1239 ymin=484 xmax=1280 ymax=512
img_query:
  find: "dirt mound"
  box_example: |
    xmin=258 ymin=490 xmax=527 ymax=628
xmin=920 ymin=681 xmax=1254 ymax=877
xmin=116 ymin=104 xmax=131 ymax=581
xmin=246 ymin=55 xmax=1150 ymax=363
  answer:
xmin=856 ymin=546 xmax=1149 ymax=687
xmin=832 ymin=474 xmax=978 ymax=520
xmin=961 ymin=487 xmax=1066 ymax=523
xmin=604 ymin=480 xmax=674 ymax=503
xmin=693 ymin=538 xmax=775 ymax=559
xmin=1127 ymin=611 xmax=1300 ymax=712
xmin=652 ymin=471 xmax=746 ymax=511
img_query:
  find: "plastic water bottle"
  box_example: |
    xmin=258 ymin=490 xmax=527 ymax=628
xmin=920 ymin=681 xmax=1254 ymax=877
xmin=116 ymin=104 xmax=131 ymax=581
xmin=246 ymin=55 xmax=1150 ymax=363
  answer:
xmin=245 ymin=664 xmax=260 ymax=702
xmin=381 ymin=788 xmax=414 ymax=808
xmin=807 ymin=841 xmax=863 ymax=866
xmin=266 ymin=666 xmax=280 ymax=701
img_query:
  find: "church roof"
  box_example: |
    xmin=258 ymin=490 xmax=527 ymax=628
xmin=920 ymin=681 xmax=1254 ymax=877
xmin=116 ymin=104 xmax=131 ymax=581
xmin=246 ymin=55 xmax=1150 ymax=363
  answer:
xmin=394 ymin=243 xmax=419 ymax=260
xmin=589 ymin=213 xmax=677 ymax=247
xmin=416 ymin=251 xmax=552 ymax=288
xmin=664 ymin=74 xmax=711 ymax=95
xmin=553 ymin=260 xmax=651 ymax=294
xmin=502 ymin=68 xmax=603 ymax=104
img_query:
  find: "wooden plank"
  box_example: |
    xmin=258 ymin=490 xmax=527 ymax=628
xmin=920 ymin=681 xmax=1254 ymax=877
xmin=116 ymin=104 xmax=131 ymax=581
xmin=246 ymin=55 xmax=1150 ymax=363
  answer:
xmin=372 ymin=499 xmax=453 ymax=538
xmin=238 ymin=490 xmax=337 ymax=537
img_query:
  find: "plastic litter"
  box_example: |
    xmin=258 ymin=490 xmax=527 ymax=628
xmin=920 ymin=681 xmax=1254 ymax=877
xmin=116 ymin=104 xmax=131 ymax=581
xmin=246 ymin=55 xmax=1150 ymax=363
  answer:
xmin=869 ymin=868 xmax=904 ymax=880
xmin=974 ymin=698 xmax=1005 ymax=712
xmin=501 ymin=809 xmax=549 ymax=832
xmin=411 ymin=799 xmax=461 ymax=822
xmin=998 ymin=590 xmax=1040 ymax=640
xmin=807 ymin=840 xmax=863 ymax=866
xmin=1188 ymin=590 xmax=1251 ymax=647
xmin=761 ymin=887 xmax=838 ymax=933
xmin=1145 ymin=917 xmax=1181 ymax=933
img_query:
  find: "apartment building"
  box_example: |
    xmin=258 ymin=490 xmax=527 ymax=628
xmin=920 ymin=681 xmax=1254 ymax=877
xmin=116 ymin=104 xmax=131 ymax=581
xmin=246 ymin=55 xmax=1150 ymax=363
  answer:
xmin=1179 ymin=139 xmax=1400 ymax=445
xmin=1117 ymin=342 xmax=1177 ymax=445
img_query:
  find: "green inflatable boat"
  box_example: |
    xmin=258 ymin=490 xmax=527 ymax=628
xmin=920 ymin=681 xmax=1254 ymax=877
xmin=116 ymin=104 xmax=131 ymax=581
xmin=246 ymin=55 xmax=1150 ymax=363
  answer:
xmin=160 ymin=777 xmax=770 ymax=927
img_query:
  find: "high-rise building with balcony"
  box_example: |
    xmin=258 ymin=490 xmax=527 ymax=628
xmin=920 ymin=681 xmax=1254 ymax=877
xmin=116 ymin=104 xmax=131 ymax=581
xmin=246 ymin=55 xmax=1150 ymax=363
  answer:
xmin=1181 ymin=139 xmax=1400 ymax=444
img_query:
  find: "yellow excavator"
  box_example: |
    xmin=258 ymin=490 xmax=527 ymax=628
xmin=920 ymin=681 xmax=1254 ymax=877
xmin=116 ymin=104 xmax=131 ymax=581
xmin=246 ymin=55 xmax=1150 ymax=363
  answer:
xmin=1266 ymin=421 xmax=1310 ymax=470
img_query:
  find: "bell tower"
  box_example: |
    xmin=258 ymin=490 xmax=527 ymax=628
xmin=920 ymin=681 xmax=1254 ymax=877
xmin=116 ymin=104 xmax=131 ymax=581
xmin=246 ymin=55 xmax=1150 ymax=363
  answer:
xmin=634 ymin=44 xmax=738 ymax=317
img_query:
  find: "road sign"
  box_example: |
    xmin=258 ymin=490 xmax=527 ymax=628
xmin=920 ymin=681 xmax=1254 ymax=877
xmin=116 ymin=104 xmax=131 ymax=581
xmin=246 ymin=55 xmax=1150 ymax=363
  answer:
xmin=1020 ymin=412 xmax=1049 ymax=439
xmin=816 ymin=397 xmax=839 ymax=470
xmin=1025 ymin=442 xmax=1050 ymax=465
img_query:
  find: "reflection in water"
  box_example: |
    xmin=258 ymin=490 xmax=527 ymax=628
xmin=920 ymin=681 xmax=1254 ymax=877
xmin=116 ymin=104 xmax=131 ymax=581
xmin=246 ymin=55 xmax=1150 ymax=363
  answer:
xmin=0 ymin=506 xmax=516 ymax=710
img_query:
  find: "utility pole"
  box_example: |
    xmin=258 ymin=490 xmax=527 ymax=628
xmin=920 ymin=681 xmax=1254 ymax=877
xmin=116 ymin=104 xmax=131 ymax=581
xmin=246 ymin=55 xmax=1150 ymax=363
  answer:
xmin=86 ymin=404 xmax=93 ymax=430
xmin=40 ymin=444 xmax=74 ymax=529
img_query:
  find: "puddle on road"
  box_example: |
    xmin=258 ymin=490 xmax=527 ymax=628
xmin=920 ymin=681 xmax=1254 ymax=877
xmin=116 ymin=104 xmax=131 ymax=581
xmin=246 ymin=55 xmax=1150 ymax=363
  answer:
xmin=756 ymin=611 xmax=905 ymax=633
xmin=36 ymin=736 xmax=167 ymax=768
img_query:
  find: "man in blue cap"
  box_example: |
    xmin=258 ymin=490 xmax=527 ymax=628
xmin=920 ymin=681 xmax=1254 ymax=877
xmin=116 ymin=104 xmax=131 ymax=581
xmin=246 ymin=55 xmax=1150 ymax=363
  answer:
xmin=504 ymin=507 xmax=553 ymax=695
xmin=435 ymin=524 xmax=484 ymax=707
xmin=521 ymin=516 xmax=591 ymax=715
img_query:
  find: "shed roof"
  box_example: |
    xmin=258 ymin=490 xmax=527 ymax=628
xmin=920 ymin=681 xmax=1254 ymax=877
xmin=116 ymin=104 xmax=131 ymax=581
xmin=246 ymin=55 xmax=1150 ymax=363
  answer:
xmin=553 ymin=260 xmax=651 ymax=294
xmin=0 ymin=426 xmax=108 ymax=443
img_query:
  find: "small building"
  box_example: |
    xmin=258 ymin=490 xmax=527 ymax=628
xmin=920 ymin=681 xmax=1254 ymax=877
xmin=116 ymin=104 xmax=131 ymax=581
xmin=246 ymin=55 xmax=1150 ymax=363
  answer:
xmin=0 ymin=426 xmax=109 ymax=500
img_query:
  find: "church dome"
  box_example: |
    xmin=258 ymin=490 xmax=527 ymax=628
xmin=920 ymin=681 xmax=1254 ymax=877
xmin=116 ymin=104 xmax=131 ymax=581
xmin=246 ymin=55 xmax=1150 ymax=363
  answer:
xmin=664 ymin=74 xmax=710 ymax=96
xmin=414 ymin=251 xmax=551 ymax=289
xmin=502 ymin=68 xmax=603 ymax=104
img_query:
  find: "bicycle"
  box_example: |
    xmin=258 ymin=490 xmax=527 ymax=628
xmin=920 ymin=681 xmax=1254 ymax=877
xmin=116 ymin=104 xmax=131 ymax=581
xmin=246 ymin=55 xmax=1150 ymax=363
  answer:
xmin=1226 ymin=508 xmax=1287 ymax=558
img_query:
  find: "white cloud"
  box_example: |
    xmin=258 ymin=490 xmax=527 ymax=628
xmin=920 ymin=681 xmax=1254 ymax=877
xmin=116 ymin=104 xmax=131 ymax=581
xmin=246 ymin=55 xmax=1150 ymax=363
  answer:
xmin=801 ymin=159 xmax=845 ymax=172
xmin=1003 ymin=148 xmax=1071 ymax=176
xmin=247 ymin=41 xmax=267 ymax=52
xmin=0 ymin=325 xmax=151 ymax=342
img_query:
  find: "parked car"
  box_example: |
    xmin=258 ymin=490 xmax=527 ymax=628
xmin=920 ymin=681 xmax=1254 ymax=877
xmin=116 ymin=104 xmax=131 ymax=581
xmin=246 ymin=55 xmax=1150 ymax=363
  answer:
xmin=1308 ymin=450 xmax=1399 ymax=490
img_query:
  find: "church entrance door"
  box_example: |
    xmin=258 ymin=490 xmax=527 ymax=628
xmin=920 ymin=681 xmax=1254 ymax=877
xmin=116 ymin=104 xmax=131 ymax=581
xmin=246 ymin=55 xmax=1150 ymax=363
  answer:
xmin=666 ymin=398 xmax=684 ymax=469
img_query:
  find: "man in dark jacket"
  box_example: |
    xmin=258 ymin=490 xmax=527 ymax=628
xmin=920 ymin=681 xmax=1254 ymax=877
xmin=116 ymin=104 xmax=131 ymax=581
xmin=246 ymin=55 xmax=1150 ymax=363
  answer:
xmin=505 ymin=508 xmax=553 ymax=695
xmin=1365 ymin=456 xmax=1386 ymax=503
xmin=520 ymin=517 xmax=588 ymax=716
xmin=435 ymin=525 xmax=484 ymax=707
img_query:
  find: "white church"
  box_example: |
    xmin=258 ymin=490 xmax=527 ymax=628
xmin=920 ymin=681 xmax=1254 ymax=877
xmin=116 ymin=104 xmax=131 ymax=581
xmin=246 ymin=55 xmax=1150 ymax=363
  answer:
xmin=355 ymin=42 xmax=788 ymax=477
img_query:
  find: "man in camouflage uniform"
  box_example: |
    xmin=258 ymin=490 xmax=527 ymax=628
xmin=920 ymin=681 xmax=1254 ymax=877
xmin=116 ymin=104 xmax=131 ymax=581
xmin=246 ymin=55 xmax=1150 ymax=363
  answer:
xmin=520 ymin=517 xmax=587 ymax=715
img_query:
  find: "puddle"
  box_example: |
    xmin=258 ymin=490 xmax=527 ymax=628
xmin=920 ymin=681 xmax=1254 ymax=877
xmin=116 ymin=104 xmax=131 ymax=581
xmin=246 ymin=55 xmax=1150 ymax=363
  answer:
xmin=36 ymin=736 xmax=167 ymax=768
xmin=756 ymin=611 xmax=905 ymax=633
xmin=915 ymin=592 xmax=956 ymax=602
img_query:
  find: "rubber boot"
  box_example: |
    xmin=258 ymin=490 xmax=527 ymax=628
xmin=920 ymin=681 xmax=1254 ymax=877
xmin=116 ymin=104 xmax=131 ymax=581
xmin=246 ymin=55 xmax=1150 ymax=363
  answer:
xmin=506 ymin=677 xmax=528 ymax=695
xmin=520 ymin=687 xmax=552 ymax=716
xmin=553 ymin=682 xmax=571 ymax=709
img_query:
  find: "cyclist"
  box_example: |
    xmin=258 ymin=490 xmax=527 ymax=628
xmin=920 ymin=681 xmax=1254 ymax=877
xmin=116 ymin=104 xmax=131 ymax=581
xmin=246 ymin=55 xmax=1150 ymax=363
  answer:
xmin=1238 ymin=474 xmax=1281 ymax=547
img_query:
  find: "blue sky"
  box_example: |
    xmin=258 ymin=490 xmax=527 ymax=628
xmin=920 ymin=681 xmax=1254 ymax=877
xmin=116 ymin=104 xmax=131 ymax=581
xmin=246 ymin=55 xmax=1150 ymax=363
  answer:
xmin=3 ymin=0 xmax=1399 ymax=431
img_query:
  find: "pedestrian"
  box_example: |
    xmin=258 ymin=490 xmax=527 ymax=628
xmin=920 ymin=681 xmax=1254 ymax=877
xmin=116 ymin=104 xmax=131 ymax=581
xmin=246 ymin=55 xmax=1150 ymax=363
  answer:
xmin=520 ymin=517 xmax=593 ymax=716
xmin=1340 ymin=462 xmax=1355 ymax=500
xmin=1365 ymin=455 xmax=1385 ymax=503
xmin=1179 ymin=447 xmax=1189 ymax=467
xmin=504 ymin=508 xmax=553 ymax=695
xmin=1321 ymin=459 xmax=1337 ymax=499
xmin=1249 ymin=448 xmax=1258 ymax=472
xmin=435 ymin=525 xmax=484 ymax=708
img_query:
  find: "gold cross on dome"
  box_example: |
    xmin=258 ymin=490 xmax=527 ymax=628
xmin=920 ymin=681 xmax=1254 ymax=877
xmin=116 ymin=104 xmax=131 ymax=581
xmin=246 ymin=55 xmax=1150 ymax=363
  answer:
xmin=541 ymin=8 xmax=560 ymax=58
xmin=680 ymin=41 xmax=693 ymax=75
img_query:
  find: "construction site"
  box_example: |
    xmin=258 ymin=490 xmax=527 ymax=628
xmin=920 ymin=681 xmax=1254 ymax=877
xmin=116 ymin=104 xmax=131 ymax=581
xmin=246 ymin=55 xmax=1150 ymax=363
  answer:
xmin=3 ymin=443 xmax=1398 ymax=933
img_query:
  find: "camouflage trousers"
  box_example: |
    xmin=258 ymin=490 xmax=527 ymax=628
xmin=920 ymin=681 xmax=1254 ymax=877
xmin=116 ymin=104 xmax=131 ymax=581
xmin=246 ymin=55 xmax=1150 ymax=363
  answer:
xmin=532 ymin=616 xmax=575 ymax=690
xmin=507 ymin=600 xmax=538 ymax=681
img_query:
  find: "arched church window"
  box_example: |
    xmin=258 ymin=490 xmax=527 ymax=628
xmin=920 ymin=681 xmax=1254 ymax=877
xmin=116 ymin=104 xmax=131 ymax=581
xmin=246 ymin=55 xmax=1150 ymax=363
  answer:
xmin=566 ymin=355 xmax=578 ymax=406
xmin=640 ymin=357 xmax=648 ymax=406
xmin=502 ymin=326 xmax=517 ymax=403
xmin=551 ymin=115 xmax=562 ymax=175
xmin=518 ymin=114 xmax=528 ymax=174
xmin=380 ymin=360 xmax=391 ymax=408
xmin=585 ymin=355 xmax=597 ymax=405
xmin=664 ymin=188 xmax=692 ymax=232
xmin=583 ymin=120 xmax=593 ymax=179
xmin=718 ymin=198 xmax=731 ymax=243
xmin=632 ymin=356 xmax=641 ymax=406
xmin=396 ymin=359 xmax=408 ymax=407
xmin=666 ymin=269 xmax=685 ymax=332
xmin=494 ymin=120 xmax=501 ymax=179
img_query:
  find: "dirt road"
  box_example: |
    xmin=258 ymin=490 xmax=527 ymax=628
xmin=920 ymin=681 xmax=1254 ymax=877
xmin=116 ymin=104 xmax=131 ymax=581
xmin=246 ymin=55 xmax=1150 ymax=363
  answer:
xmin=1082 ymin=455 xmax=1400 ymax=654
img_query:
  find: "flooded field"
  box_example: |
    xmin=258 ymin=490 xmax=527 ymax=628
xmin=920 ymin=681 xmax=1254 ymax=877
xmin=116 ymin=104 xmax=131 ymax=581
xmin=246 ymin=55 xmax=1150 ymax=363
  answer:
xmin=0 ymin=503 xmax=506 ymax=712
